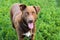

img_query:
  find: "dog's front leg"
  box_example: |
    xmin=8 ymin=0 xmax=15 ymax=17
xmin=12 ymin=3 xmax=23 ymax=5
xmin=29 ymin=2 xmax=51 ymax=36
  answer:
xmin=30 ymin=26 xmax=36 ymax=40
xmin=18 ymin=36 xmax=24 ymax=40
xmin=14 ymin=22 xmax=24 ymax=40
xmin=16 ymin=28 xmax=24 ymax=40
xmin=30 ymin=34 xmax=35 ymax=40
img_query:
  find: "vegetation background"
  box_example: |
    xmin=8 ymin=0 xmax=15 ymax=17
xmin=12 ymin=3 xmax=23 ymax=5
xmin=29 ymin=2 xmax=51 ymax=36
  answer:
xmin=0 ymin=0 xmax=60 ymax=40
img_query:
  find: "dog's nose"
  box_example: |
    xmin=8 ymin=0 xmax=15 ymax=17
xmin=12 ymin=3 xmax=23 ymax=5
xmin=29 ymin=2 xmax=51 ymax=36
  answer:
xmin=28 ymin=20 xmax=33 ymax=23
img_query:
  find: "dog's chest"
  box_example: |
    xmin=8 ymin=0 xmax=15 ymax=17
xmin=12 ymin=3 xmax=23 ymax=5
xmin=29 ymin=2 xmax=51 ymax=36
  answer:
xmin=23 ymin=31 xmax=32 ymax=37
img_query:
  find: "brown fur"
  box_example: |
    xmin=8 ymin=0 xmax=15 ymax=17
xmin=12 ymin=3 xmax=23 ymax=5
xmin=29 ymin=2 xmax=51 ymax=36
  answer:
xmin=10 ymin=3 xmax=40 ymax=40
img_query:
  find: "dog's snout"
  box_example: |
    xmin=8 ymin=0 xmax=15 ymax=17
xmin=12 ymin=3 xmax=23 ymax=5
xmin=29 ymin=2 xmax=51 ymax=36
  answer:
xmin=28 ymin=20 xmax=33 ymax=23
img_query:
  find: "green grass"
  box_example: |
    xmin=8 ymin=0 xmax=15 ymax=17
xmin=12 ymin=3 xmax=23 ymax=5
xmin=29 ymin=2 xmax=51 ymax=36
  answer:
xmin=0 ymin=0 xmax=60 ymax=40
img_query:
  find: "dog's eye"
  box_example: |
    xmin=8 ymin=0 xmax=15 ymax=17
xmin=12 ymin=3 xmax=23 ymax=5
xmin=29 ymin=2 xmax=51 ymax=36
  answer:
xmin=32 ymin=11 xmax=35 ymax=14
xmin=25 ymin=12 xmax=29 ymax=15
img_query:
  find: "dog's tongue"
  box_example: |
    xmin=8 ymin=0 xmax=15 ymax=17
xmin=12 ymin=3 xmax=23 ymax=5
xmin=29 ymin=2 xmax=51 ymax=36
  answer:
xmin=28 ymin=23 xmax=33 ymax=29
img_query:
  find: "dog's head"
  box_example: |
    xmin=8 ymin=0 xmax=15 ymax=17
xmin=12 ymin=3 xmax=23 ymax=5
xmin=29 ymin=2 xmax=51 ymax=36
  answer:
xmin=20 ymin=4 xmax=40 ymax=29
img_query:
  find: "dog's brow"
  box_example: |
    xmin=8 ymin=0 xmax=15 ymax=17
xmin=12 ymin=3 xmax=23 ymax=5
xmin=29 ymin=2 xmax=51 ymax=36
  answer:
xmin=32 ymin=11 xmax=35 ymax=13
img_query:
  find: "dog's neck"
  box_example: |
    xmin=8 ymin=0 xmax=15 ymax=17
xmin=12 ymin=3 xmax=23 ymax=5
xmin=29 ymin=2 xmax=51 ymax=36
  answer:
xmin=19 ymin=19 xmax=35 ymax=37
xmin=19 ymin=19 xmax=30 ymax=33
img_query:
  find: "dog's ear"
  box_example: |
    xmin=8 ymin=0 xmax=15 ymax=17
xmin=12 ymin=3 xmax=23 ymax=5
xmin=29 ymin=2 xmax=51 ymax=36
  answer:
xmin=20 ymin=4 xmax=26 ymax=11
xmin=33 ymin=6 xmax=40 ymax=14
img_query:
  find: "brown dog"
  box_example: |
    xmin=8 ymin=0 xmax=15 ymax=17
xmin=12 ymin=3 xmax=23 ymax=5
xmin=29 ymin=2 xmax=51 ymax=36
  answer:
xmin=10 ymin=3 xmax=40 ymax=40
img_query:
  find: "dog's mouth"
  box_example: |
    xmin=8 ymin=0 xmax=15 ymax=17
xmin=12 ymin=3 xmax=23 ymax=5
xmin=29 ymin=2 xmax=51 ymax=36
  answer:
xmin=22 ymin=19 xmax=34 ymax=29
xmin=28 ymin=23 xmax=33 ymax=29
xmin=27 ymin=20 xmax=34 ymax=29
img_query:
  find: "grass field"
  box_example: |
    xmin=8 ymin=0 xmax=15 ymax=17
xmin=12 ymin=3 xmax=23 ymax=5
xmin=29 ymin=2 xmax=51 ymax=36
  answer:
xmin=0 ymin=0 xmax=60 ymax=40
